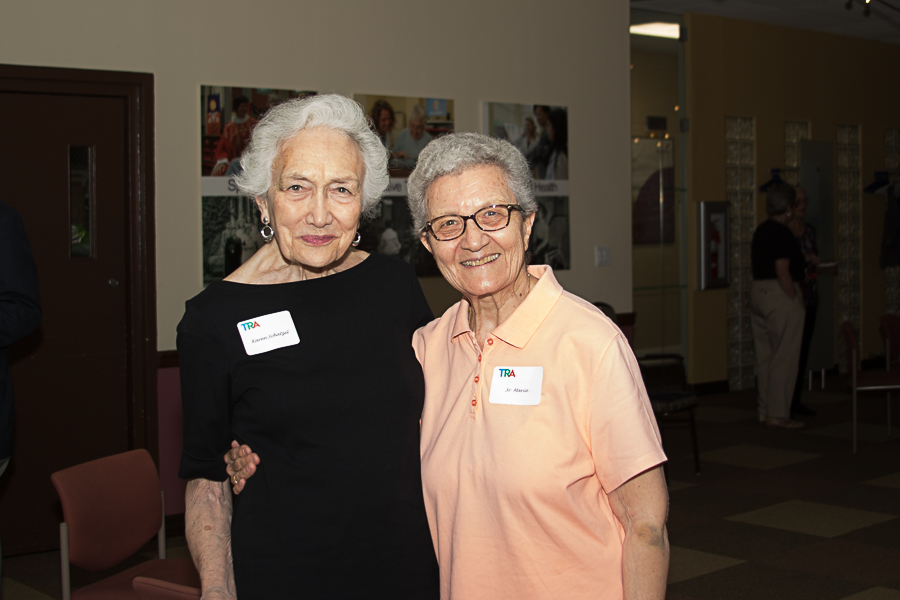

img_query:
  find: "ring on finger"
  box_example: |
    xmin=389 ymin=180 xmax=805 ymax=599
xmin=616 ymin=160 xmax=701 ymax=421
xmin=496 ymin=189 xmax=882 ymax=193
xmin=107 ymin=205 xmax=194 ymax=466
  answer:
xmin=232 ymin=473 xmax=240 ymax=485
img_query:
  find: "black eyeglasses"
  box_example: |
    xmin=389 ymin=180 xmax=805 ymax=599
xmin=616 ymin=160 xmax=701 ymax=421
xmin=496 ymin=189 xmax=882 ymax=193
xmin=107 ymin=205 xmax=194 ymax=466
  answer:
xmin=425 ymin=205 xmax=524 ymax=241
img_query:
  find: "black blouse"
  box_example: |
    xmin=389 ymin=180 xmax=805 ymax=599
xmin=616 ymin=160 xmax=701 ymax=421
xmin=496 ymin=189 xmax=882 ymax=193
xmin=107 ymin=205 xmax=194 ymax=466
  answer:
xmin=178 ymin=253 xmax=438 ymax=599
xmin=751 ymin=219 xmax=805 ymax=282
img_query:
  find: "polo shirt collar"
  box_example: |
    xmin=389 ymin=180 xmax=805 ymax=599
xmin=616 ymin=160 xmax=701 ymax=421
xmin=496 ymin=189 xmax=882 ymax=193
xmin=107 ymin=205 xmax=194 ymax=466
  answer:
xmin=449 ymin=265 xmax=563 ymax=349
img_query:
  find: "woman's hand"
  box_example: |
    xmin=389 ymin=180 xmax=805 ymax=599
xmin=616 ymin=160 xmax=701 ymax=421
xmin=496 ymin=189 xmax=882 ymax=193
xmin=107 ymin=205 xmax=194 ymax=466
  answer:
xmin=224 ymin=441 xmax=260 ymax=495
xmin=805 ymin=253 xmax=822 ymax=266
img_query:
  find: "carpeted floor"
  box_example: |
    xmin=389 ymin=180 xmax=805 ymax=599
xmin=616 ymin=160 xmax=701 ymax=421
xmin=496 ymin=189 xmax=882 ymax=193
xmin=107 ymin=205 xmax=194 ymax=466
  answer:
xmin=3 ymin=379 xmax=899 ymax=599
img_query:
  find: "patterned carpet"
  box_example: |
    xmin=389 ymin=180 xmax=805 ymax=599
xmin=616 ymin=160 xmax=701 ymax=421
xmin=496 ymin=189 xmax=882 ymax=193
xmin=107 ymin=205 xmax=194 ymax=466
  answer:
xmin=3 ymin=380 xmax=899 ymax=599
xmin=663 ymin=384 xmax=900 ymax=600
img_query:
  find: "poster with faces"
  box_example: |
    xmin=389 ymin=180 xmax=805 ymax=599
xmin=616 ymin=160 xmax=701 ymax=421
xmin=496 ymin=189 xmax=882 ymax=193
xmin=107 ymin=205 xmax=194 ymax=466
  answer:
xmin=483 ymin=102 xmax=571 ymax=271
xmin=354 ymin=94 xmax=455 ymax=277
xmin=199 ymin=85 xmax=316 ymax=284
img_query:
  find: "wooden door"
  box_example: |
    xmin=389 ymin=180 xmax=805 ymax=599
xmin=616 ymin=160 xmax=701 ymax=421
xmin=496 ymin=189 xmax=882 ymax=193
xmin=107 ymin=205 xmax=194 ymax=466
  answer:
xmin=0 ymin=66 xmax=156 ymax=555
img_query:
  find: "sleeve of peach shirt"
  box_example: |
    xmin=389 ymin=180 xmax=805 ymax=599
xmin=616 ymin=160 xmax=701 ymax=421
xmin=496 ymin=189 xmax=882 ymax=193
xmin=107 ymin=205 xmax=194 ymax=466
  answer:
xmin=589 ymin=334 xmax=667 ymax=493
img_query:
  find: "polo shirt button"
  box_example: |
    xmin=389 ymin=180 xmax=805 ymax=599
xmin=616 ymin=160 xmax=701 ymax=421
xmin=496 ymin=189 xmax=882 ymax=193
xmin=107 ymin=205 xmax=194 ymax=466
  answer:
xmin=487 ymin=339 xmax=494 ymax=345
xmin=471 ymin=399 xmax=477 ymax=406
xmin=478 ymin=354 xmax=482 ymax=362
xmin=474 ymin=375 xmax=480 ymax=383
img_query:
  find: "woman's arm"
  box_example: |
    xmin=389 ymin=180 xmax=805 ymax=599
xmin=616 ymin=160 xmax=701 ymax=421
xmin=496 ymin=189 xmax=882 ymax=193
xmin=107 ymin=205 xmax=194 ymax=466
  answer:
xmin=775 ymin=258 xmax=796 ymax=300
xmin=186 ymin=478 xmax=237 ymax=600
xmin=607 ymin=465 xmax=670 ymax=600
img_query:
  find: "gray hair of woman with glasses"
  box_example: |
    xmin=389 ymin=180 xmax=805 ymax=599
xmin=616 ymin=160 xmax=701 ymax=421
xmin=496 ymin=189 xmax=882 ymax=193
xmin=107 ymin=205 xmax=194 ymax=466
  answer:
xmin=234 ymin=94 xmax=389 ymax=220
xmin=407 ymin=132 xmax=538 ymax=233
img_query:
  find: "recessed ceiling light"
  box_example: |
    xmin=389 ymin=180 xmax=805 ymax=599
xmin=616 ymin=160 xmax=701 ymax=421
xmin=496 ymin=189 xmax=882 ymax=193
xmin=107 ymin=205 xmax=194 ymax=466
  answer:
xmin=629 ymin=22 xmax=680 ymax=39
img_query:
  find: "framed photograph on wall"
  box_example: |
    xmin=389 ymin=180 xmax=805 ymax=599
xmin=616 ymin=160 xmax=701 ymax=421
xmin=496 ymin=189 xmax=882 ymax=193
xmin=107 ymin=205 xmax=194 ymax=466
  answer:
xmin=200 ymin=85 xmax=316 ymax=284
xmin=354 ymin=93 xmax=454 ymax=277
xmin=354 ymin=94 xmax=454 ymax=177
xmin=699 ymin=201 xmax=729 ymax=290
xmin=482 ymin=102 xmax=571 ymax=270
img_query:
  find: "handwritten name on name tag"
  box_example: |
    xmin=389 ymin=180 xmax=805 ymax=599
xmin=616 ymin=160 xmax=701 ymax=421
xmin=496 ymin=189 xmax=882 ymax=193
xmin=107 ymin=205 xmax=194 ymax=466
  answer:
xmin=488 ymin=366 xmax=543 ymax=405
xmin=236 ymin=310 xmax=300 ymax=356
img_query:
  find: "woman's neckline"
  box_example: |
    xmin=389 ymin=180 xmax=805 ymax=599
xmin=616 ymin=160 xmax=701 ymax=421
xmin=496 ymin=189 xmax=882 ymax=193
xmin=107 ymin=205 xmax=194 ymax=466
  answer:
xmin=217 ymin=253 xmax=374 ymax=288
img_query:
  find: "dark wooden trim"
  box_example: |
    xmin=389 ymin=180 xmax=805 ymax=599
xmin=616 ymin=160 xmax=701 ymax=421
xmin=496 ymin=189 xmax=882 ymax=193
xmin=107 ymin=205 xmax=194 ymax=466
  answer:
xmin=693 ymin=380 xmax=730 ymax=396
xmin=158 ymin=350 xmax=180 ymax=369
xmin=0 ymin=64 xmax=158 ymax=463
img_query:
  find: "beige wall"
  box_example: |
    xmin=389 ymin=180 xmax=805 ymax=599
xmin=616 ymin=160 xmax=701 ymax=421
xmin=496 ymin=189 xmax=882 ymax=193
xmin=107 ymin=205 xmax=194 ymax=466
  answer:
xmin=1 ymin=0 xmax=634 ymax=349
xmin=684 ymin=13 xmax=900 ymax=382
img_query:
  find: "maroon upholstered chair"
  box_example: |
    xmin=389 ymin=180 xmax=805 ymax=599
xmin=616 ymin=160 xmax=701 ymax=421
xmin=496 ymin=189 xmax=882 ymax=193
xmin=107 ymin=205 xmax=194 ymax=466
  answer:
xmin=840 ymin=322 xmax=900 ymax=453
xmin=51 ymin=449 xmax=200 ymax=600
xmin=133 ymin=577 xmax=202 ymax=600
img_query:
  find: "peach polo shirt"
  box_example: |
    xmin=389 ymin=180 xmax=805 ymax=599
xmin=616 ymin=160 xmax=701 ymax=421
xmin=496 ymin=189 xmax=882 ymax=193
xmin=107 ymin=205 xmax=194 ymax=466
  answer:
xmin=413 ymin=265 xmax=666 ymax=600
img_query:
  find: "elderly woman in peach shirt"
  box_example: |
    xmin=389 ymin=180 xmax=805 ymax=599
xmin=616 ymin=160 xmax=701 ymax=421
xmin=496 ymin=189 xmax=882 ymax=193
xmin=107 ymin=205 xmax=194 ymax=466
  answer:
xmin=228 ymin=133 xmax=669 ymax=599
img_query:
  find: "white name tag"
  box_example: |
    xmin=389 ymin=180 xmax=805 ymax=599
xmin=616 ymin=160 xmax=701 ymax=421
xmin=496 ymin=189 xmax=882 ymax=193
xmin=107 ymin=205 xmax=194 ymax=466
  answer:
xmin=236 ymin=310 xmax=300 ymax=356
xmin=488 ymin=366 xmax=543 ymax=405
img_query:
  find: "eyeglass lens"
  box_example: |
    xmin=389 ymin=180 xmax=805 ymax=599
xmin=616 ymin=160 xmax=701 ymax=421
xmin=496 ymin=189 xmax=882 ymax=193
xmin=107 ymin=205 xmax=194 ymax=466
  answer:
xmin=430 ymin=205 xmax=513 ymax=240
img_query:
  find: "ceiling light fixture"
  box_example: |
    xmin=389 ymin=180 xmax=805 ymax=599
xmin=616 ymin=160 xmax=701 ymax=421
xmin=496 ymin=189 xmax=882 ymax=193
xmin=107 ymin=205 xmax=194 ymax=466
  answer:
xmin=629 ymin=22 xmax=680 ymax=39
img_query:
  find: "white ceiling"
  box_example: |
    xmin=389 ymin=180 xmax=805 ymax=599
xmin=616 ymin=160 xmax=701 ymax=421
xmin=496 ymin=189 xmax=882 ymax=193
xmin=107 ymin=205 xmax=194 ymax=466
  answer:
xmin=631 ymin=0 xmax=900 ymax=44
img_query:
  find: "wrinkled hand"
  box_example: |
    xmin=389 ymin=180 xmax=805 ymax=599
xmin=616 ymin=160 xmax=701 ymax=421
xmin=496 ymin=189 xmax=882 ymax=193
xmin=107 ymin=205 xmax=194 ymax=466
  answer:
xmin=224 ymin=440 xmax=260 ymax=495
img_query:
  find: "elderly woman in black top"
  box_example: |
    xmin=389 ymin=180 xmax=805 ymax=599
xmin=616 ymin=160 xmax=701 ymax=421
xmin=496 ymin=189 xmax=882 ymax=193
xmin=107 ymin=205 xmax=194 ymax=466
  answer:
xmin=178 ymin=94 xmax=438 ymax=599
xmin=750 ymin=183 xmax=806 ymax=429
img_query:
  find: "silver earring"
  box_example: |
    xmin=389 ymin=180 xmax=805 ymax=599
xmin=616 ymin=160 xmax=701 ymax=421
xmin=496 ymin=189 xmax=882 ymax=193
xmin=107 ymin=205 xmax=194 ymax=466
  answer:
xmin=260 ymin=217 xmax=274 ymax=243
xmin=352 ymin=231 xmax=361 ymax=247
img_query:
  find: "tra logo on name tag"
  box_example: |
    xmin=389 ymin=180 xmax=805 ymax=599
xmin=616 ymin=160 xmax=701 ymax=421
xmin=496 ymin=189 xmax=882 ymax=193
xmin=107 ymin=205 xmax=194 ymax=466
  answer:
xmin=236 ymin=310 xmax=300 ymax=356
xmin=488 ymin=366 xmax=543 ymax=405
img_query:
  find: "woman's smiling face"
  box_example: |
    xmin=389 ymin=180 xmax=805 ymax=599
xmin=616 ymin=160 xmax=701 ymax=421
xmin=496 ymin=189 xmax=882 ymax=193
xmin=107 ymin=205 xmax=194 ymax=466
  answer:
xmin=420 ymin=164 xmax=534 ymax=300
xmin=257 ymin=127 xmax=365 ymax=271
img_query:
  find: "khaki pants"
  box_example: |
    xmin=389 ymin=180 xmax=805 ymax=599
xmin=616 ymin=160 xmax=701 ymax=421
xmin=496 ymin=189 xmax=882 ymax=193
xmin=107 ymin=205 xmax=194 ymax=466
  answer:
xmin=750 ymin=280 xmax=805 ymax=420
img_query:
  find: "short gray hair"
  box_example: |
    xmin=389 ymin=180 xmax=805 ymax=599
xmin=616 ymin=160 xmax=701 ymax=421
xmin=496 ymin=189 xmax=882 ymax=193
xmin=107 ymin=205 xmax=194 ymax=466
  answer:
xmin=234 ymin=94 xmax=388 ymax=219
xmin=407 ymin=132 xmax=537 ymax=232
xmin=408 ymin=104 xmax=426 ymax=123
xmin=766 ymin=182 xmax=796 ymax=216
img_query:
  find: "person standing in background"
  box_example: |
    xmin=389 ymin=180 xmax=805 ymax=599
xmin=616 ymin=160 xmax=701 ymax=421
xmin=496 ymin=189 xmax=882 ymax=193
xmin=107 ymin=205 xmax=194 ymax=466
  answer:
xmin=0 ymin=200 xmax=42 ymax=595
xmin=787 ymin=186 xmax=821 ymax=418
xmin=750 ymin=183 xmax=806 ymax=429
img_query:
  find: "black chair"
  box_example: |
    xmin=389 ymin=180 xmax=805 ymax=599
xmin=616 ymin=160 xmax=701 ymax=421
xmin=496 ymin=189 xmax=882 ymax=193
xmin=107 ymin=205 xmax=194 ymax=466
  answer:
xmin=592 ymin=301 xmax=619 ymax=326
xmin=636 ymin=353 xmax=700 ymax=479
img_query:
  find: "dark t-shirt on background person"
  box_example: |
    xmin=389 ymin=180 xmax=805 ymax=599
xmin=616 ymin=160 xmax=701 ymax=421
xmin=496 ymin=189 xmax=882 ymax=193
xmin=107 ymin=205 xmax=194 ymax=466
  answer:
xmin=751 ymin=219 xmax=805 ymax=282
xmin=178 ymin=253 xmax=438 ymax=600
xmin=0 ymin=201 xmax=42 ymax=460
